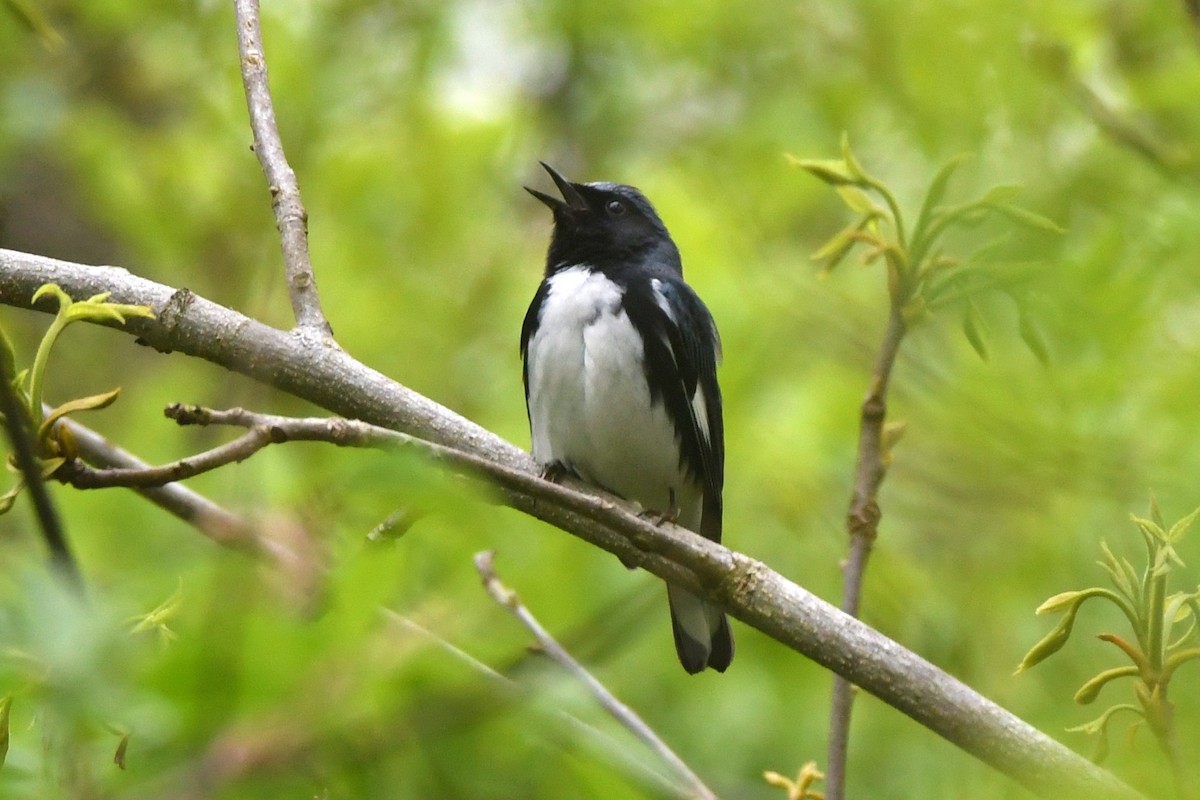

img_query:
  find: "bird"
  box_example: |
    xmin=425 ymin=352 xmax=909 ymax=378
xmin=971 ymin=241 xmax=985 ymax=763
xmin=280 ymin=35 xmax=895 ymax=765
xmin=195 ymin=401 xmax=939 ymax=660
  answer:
xmin=520 ymin=161 xmax=733 ymax=674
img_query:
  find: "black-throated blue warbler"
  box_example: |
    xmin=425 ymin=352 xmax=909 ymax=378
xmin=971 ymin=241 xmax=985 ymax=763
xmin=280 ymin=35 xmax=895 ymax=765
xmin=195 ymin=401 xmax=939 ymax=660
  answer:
xmin=520 ymin=162 xmax=732 ymax=674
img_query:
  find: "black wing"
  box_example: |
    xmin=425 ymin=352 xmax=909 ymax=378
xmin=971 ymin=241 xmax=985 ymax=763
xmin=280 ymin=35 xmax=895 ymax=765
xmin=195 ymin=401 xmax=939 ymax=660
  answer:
xmin=624 ymin=274 xmax=724 ymax=542
xmin=519 ymin=278 xmax=552 ymax=413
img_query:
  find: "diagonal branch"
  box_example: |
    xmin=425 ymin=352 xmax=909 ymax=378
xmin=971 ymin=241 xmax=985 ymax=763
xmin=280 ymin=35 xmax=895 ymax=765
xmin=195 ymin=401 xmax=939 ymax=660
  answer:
xmin=0 ymin=248 xmax=1144 ymax=800
xmin=59 ymin=424 xmax=273 ymax=489
xmin=53 ymin=414 xmax=259 ymax=551
xmin=387 ymin=610 xmax=701 ymax=800
xmin=233 ymin=0 xmax=332 ymax=336
xmin=475 ymin=549 xmax=718 ymax=800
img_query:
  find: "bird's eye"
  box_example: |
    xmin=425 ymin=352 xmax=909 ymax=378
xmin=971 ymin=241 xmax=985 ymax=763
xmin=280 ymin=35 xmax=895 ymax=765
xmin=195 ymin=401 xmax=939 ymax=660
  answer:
xmin=605 ymin=199 xmax=626 ymax=216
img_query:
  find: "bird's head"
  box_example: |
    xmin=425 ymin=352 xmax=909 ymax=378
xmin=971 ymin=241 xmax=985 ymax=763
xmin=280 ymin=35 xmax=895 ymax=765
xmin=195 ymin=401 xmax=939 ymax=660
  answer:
xmin=526 ymin=162 xmax=680 ymax=275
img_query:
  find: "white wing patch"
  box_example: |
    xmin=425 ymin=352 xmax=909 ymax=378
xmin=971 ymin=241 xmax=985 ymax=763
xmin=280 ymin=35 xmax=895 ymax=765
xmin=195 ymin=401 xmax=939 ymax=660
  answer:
xmin=650 ymin=278 xmax=675 ymax=322
xmin=691 ymin=385 xmax=710 ymax=447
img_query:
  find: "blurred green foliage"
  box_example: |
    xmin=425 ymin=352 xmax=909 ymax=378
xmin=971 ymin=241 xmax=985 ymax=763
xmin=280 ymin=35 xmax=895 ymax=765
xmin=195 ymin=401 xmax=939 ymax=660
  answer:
xmin=2 ymin=0 xmax=1200 ymax=798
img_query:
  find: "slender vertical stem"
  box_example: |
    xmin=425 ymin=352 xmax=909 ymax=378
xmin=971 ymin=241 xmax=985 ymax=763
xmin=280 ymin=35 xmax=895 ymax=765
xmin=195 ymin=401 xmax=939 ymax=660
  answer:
xmin=826 ymin=305 xmax=906 ymax=800
xmin=0 ymin=348 xmax=83 ymax=591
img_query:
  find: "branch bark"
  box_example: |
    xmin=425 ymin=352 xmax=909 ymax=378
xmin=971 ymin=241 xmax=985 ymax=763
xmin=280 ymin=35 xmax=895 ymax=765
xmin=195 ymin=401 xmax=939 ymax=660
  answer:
xmin=233 ymin=0 xmax=332 ymax=335
xmin=476 ymin=550 xmax=717 ymax=800
xmin=0 ymin=248 xmax=1143 ymax=800
xmin=827 ymin=302 xmax=906 ymax=800
xmin=54 ymin=414 xmax=259 ymax=552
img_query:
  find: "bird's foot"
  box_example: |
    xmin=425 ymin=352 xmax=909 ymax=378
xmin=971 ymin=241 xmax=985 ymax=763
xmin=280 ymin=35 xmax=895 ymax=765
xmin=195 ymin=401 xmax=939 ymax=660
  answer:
xmin=638 ymin=488 xmax=681 ymax=526
xmin=540 ymin=462 xmax=575 ymax=483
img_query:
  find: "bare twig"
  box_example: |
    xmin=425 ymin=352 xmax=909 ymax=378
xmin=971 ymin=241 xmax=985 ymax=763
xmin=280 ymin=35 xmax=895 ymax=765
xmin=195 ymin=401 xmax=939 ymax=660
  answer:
xmin=0 ymin=347 xmax=82 ymax=589
xmin=0 ymin=250 xmax=1145 ymax=799
xmin=827 ymin=304 xmax=906 ymax=800
xmin=52 ymin=415 xmax=260 ymax=551
xmin=233 ymin=0 xmax=332 ymax=336
xmin=58 ymin=423 xmax=276 ymax=489
xmin=386 ymin=611 xmax=695 ymax=800
xmin=475 ymin=550 xmax=717 ymax=800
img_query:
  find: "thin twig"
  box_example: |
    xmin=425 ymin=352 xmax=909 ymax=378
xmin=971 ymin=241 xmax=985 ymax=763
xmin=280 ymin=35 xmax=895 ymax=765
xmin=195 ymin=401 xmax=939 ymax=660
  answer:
xmin=52 ymin=414 xmax=260 ymax=552
xmin=232 ymin=0 xmax=332 ymax=335
xmin=0 ymin=350 xmax=83 ymax=590
xmin=58 ymin=425 xmax=275 ymax=489
xmin=386 ymin=611 xmax=696 ymax=800
xmin=826 ymin=304 xmax=906 ymax=800
xmin=474 ymin=550 xmax=718 ymax=800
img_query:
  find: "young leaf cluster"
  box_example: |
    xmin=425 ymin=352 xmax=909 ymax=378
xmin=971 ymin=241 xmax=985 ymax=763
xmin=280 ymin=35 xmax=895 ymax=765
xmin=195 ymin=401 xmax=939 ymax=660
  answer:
xmin=0 ymin=284 xmax=154 ymax=513
xmin=790 ymin=135 xmax=1062 ymax=361
xmin=1018 ymin=498 xmax=1200 ymax=772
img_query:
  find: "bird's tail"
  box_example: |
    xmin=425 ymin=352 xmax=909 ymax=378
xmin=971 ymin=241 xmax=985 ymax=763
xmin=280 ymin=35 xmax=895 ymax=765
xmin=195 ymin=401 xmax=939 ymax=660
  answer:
xmin=667 ymin=584 xmax=734 ymax=674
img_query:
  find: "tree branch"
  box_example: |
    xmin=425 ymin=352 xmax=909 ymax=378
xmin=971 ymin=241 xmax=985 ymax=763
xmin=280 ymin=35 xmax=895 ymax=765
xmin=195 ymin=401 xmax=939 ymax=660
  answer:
xmin=0 ymin=248 xmax=1144 ymax=799
xmin=59 ymin=424 xmax=273 ymax=489
xmin=233 ymin=0 xmax=332 ymax=335
xmin=52 ymin=414 xmax=260 ymax=552
xmin=475 ymin=550 xmax=717 ymax=800
xmin=386 ymin=610 xmax=701 ymax=800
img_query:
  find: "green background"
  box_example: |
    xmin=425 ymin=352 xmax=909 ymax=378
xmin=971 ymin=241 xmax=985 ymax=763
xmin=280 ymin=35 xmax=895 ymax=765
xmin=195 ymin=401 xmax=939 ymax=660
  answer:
xmin=2 ymin=1 xmax=1199 ymax=797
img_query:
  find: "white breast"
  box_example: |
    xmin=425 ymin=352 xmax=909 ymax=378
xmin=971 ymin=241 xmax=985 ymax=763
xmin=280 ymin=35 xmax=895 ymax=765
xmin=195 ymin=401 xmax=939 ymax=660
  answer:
xmin=525 ymin=266 xmax=700 ymax=524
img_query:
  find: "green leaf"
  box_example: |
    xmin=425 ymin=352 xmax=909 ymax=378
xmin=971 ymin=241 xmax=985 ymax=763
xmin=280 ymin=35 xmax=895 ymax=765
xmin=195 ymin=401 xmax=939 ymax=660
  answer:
xmin=811 ymin=221 xmax=877 ymax=276
xmin=1016 ymin=608 xmax=1077 ymax=673
xmin=1017 ymin=305 xmax=1050 ymax=365
xmin=39 ymin=387 xmax=123 ymax=439
xmin=114 ymin=731 xmax=130 ymax=769
xmin=0 ymin=483 xmax=23 ymax=514
xmin=1149 ymin=493 xmax=1165 ymax=529
xmin=129 ymin=578 xmax=184 ymax=644
xmin=1166 ymin=506 xmax=1200 ymax=545
xmin=840 ymin=132 xmax=868 ymax=182
xmin=961 ymin=300 xmax=989 ymax=361
xmin=1066 ymin=703 xmax=1142 ymax=765
xmin=984 ymin=202 xmax=1066 ymax=234
xmin=1036 ymin=590 xmax=1087 ymax=614
xmin=834 ymin=185 xmax=885 ymax=217
xmin=1131 ymin=514 xmax=1164 ymax=544
xmin=31 ymin=282 xmax=71 ymax=309
xmin=980 ymin=184 xmax=1024 ymax=204
xmin=1098 ymin=540 xmax=1135 ymax=599
xmin=1073 ymin=666 xmax=1139 ymax=705
xmin=810 ymin=228 xmax=857 ymax=276
xmin=66 ymin=298 xmax=155 ymax=325
xmin=39 ymin=457 xmax=65 ymax=478
xmin=0 ymin=696 xmax=10 ymax=768
xmin=787 ymin=154 xmax=858 ymax=186
xmin=913 ymin=153 xmax=971 ymax=246
xmin=1163 ymin=590 xmax=1200 ymax=650
xmin=0 ymin=325 xmax=16 ymax=386
xmin=5 ymin=0 xmax=67 ymax=51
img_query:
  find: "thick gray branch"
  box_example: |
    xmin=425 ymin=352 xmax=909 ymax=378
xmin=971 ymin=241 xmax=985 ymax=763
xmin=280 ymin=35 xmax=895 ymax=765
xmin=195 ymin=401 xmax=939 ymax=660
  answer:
xmin=0 ymin=248 xmax=1141 ymax=800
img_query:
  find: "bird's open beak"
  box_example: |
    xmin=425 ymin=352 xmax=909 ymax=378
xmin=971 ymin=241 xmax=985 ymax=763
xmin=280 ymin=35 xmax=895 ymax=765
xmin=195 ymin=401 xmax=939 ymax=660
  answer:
xmin=525 ymin=161 xmax=588 ymax=213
